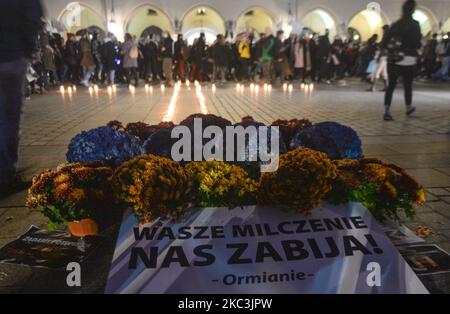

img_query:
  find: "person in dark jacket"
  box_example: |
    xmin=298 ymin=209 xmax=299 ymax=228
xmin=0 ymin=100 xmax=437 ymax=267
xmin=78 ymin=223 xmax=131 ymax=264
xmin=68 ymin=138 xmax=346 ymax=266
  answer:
xmin=64 ymin=33 xmax=80 ymax=84
xmin=102 ymin=33 xmax=117 ymax=85
xmin=381 ymin=0 xmax=422 ymax=121
xmin=192 ymin=33 xmax=207 ymax=81
xmin=174 ymin=34 xmax=187 ymax=82
xmin=273 ymin=30 xmax=286 ymax=84
xmin=317 ymin=30 xmax=331 ymax=83
xmin=161 ymin=31 xmax=174 ymax=86
xmin=0 ymin=0 xmax=44 ymax=195
xmin=211 ymin=35 xmax=229 ymax=84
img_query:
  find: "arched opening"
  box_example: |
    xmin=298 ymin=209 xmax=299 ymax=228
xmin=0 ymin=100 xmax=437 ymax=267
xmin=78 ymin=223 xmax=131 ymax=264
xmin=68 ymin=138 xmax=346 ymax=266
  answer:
xmin=181 ymin=6 xmax=226 ymax=45
xmin=58 ymin=2 xmax=105 ymax=34
xmin=235 ymin=7 xmax=275 ymax=34
xmin=443 ymin=17 xmax=450 ymax=33
xmin=302 ymin=8 xmax=338 ymax=40
xmin=413 ymin=8 xmax=436 ymax=36
xmin=126 ymin=5 xmax=173 ymax=39
xmin=348 ymin=9 xmax=388 ymax=42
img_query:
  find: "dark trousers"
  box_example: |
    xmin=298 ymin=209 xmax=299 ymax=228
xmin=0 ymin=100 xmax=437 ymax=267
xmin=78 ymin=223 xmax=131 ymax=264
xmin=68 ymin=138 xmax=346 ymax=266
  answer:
xmin=125 ymin=67 xmax=139 ymax=86
xmin=0 ymin=58 xmax=27 ymax=184
xmin=384 ymin=64 xmax=415 ymax=108
xmin=239 ymin=58 xmax=250 ymax=81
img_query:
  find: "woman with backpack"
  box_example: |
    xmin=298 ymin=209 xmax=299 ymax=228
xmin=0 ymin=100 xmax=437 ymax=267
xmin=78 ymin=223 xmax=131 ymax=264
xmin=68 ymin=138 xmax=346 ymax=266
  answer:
xmin=122 ymin=33 xmax=139 ymax=87
xmin=382 ymin=0 xmax=422 ymax=121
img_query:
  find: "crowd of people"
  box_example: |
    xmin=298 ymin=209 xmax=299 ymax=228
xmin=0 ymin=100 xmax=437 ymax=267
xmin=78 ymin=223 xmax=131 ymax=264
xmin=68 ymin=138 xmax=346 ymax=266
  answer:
xmin=25 ymin=21 xmax=450 ymax=98
xmin=1 ymin=0 xmax=449 ymax=195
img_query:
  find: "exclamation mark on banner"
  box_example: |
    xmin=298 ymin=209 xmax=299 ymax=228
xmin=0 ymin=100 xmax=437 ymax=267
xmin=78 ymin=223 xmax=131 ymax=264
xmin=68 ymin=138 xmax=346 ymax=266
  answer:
xmin=365 ymin=234 xmax=383 ymax=254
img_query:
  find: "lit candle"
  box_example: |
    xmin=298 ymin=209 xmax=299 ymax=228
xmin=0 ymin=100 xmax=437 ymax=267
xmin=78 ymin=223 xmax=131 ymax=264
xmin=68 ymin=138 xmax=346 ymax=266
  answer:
xmin=72 ymin=85 xmax=77 ymax=92
xmin=240 ymin=85 xmax=244 ymax=93
xmin=145 ymin=84 xmax=149 ymax=92
xmin=254 ymin=85 xmax=259 ymax=94
xmin=67 ymin=86 xmax=72 ymax=93
xmin=107 ymin=86 xmax=112 ymax=94
xmin=250 ymin=83 xmax=255 ymax=92
xmin=288 ymin=84 xmax=293 ymax=93
xmin=236 ymin=83 xmax=240 ymax=92
xmin=186 ymin=81 xmax=190 ymax=88
xmin=94 ymin=85 xmax=99 ymax=93
xmin=112 ymin=85 xmax=117 ymax=93
xmin=263 ymin=83 xmax=268 ymax=91
xmin=309 ymin=83 xmax=314 ymax=92
xmin=283 ymin=83 xmax=288 ymax=92
xmin=60 ymin=86 xmax=65 ymax=94
xmin=88 ymin=86 xmax=94 ymax=95
xmin=161 ymin=84 xmax=165 ymax=93
xmin=212 ymin=84 xmax=216 ymax=93
xmin=301 ymin=83 xmax=305 ymax=89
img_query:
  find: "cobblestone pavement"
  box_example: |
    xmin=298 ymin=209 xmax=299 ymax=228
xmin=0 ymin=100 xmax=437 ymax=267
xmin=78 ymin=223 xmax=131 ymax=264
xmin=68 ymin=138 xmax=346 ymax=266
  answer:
xmin=0 ymin=78 xmax=449 ymax=293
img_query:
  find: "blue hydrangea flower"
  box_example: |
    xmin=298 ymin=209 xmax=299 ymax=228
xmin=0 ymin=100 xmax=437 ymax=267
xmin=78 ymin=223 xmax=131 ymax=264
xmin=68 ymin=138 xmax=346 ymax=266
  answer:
xmin=66 ymin=126 xmax=142 ymax=166
xmin=141 ymin=128 xmax=174 ymax=159
xmin=291 ymin=121 xmax=363 ymax=160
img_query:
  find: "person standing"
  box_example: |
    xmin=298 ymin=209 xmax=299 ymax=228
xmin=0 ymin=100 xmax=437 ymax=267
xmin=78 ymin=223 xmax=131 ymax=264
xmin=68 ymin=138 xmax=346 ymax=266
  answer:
xmin=238 ymin=35 xmax=251 ymax=82
xmin=174 ymin=34 xmax=187 ymax=82
xmin=432 ymin=33 xmax=450 ymax=81
xmin=161 ymin=31 xmax=174 ymax=87
xmin=273 ymin=30 xmax=286 ymax=85
xmin=212 ymin=34 xmax=228 ymax=84
xmin=64 ymin=33 xmax=80 ymax=84
xmin=317 ymin=31 xmax=331 ymax=84
xmin=0 ymin=0 xmax=43 ymax=195
xmin=80 ymin=31 xmax=96 ymax=87
xmin=122 ymin=33 xmax=139 ymax=87
xmin=91 ymin=32 xmax=103 ymax=84
xmin=103 ymin=33 xmax=117 ymax=85
xmin=293 ymin=35 xmax=307 ymax=83
xmin=382 ymin=0 xmax=422 ymax=121
xmin=260 ymin=28 xmax=275 ymax=84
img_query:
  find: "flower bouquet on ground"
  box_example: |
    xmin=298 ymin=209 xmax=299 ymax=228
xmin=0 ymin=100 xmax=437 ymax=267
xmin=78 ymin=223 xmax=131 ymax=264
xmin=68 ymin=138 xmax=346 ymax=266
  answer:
xmin=326 ymin=158 xmax=425 ymax=222
xmin=26 ymin=162 xmax=115 ymax=236
xmin=258 ymin=148 xmax=337 ymax=214
xmin=186 ymin=161 xmax=257 ymax=208
xmin=271 ymin=118 xmax=313 ymax=146
xmin=67 ymin=126 xmax=142 ymax=167
xmin=112 ymin=154 xmax=192 ymax=223
xmin=291 ymin=121 xmax=363 ymax=160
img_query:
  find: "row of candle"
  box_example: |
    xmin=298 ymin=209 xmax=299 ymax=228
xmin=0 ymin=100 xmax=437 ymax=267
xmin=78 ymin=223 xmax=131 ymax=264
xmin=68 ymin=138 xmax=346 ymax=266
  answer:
xmin=61 ymin=81 xmax=315 ymax=97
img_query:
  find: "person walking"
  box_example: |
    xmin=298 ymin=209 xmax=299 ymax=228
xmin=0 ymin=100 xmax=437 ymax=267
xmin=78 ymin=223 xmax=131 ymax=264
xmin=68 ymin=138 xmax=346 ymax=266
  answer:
xmin=161 ymin=31 xmax=174 ymax=86
xmin=382 ymin=0 xmax=422 ymax=121
xmin=122 ymin=33 xmax=139 ymax=87
xmin=0 ymin=0 xmax=44 ymax=195
xmin=369 ymin=25 xmax=390 ymax=91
